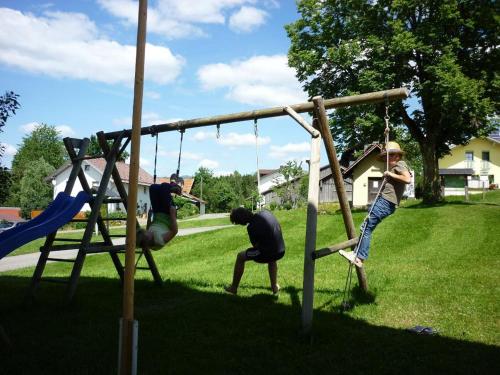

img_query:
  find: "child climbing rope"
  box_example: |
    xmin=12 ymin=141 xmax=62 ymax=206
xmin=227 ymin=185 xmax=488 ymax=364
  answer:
xmin=339 ymin=141 xmax=411 ymax=267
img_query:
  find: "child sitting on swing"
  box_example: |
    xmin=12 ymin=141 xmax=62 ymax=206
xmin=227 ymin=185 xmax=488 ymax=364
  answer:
xmin=137 ymin=175 xmax=183 ymax=251
xmin=339 ymin=142 xmax=411 ymax=267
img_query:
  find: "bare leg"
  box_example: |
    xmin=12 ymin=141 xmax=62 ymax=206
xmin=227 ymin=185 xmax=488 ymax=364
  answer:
xmin=268 ymin=261 xmax=280 ymax=294
xmin=161 ymin=206 xmax=179 ymax=246
xmin=225 ymin=251 xmax=247 ymax=294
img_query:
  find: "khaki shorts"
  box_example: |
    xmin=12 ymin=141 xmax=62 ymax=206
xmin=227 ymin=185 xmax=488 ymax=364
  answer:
xmin=149 ymin=212 xmax=171 ymax=250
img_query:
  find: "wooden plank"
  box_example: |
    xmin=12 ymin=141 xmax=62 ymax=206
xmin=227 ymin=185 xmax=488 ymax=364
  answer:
xmin=104 ymin=88 xmax=408 ymax=139
xmin=313 ymin=237 xmax=359 ymax=260
xmin=301 ymin=120 xmax=321 ymax=336
xmin=283 ymin=106 xmax=320 ymax=137
xmin=313 ymin=96 xmax=368 ymax=292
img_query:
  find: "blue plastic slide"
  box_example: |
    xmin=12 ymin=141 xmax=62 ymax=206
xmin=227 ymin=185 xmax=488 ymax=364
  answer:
xmin=0 ymin=191 xmax=91 ymax=260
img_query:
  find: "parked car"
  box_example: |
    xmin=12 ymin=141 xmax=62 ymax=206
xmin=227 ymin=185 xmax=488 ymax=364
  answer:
xmin=0 ymin=220 xmax=22 ymax=234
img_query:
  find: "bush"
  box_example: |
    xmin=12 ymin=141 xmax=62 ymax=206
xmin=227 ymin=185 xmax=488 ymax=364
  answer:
xmin=269 ymin=201 xmax=278 ymax=211
xmin=177 ymin=203 xmax=199 ymax=219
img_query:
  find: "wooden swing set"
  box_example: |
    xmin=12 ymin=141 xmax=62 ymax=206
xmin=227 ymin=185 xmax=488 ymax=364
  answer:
xmin=27 ymin=88 xmax=407 ymax=314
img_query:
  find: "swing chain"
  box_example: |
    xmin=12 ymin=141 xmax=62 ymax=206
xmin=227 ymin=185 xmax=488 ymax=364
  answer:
xmin=216 ymin=123 xmax=220 ymax=139
xmin=254 ymin=118 xmax=258 ymax=138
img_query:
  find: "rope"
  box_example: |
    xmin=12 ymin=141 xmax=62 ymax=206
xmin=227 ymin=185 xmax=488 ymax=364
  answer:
xmin=151 ymin=126 xmax=159 ymax=184
xmin=341 ymin=101 xmax=391 ymax=311
xmin=176 ymin=129 xmax=185 ymax=178
xmin=254 ymin=118 xmax=261 ymax=209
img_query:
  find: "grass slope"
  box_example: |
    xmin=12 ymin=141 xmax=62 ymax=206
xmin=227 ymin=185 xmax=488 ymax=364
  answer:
xmin=0 ymin=192 xmax=499 ymax=374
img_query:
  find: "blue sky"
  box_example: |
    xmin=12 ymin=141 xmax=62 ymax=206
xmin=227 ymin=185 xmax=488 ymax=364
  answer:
xmin=0 ymin=0 xmax=327 ymax=178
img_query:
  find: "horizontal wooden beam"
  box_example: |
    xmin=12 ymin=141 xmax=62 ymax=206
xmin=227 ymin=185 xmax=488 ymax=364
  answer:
xmin=103 ymin=88 xmax=408 ymax=140
xmin=312 ymin=237 xmax=359 ymax=260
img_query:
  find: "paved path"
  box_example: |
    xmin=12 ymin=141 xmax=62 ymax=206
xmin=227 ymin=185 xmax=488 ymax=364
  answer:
xmin=0 ymin=225 xmax=231 ymax=273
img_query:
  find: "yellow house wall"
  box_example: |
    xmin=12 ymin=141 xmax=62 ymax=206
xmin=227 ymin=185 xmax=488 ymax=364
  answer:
xmin=352 ymin=154 xmax=385 ymax=207
xmin=439 ymin=138 xmax=500 ymax=184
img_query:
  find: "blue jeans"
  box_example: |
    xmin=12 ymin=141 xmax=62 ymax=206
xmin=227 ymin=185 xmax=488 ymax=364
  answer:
xmin=356 ymin=196 xmax=396 ymax=260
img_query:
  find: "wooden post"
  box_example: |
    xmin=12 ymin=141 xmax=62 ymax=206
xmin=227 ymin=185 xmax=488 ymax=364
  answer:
xmin=465 ymin=185 xmax=469 ymax=201
xmin=313 ymin=96 xmax=368 ymax=291
xmin=119 ymin=1 xmax=147 ymax=374
xmin=301 ymin=120 xmax=322 ymax=336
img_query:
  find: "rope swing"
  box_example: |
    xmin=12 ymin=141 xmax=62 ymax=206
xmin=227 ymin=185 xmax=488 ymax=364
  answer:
xmin=341 ymin=100 xmax=392 ymax=311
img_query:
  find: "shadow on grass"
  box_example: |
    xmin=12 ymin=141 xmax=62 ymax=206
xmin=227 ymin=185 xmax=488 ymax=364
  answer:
xmin=0 ymin=275 xmax=499 ymax=375
xmin=400 ymin=200 xmax=500 ymax=209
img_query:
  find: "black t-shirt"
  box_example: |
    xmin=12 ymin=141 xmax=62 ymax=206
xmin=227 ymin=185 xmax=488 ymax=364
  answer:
xmin=149 ymin=183 xmax=173 ymax=214
xmin=247 ymin=210 xmax=285 ymax=254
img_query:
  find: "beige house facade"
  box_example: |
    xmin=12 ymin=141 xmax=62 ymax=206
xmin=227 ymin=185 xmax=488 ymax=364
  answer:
xmin=439 ymin=136 xmax=499 ymax=195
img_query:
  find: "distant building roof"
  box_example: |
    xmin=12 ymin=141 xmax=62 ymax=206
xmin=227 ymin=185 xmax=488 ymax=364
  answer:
xmin=47 ymin=158 xmax=153 ymax=186
xmin=259 ymin=169 xmax=277 ymax=177
xmin=439 ymin=168 xmax=474 ymax=175
xmin=158 ymin=177 xmax=194 ymax=194
xmin=343 ymin=144 xmax=383 ymax=177
xmin=489 ymin=127 xmax=500 ymax=141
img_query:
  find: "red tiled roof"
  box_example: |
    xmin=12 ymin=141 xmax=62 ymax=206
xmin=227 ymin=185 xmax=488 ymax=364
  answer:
xmin=88 ymin=158 xmax=153 ymax=185
xmin=158 ymin=177 xmax=194 ymax=194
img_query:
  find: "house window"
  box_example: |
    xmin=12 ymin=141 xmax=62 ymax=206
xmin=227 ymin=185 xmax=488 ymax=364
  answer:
xmin=84 ymin=165 xmax=90 ymax=171
xmin=144 ymin=186 xmax=147 ymax=194
xmin=481 ymin=151 xmax=490 ymax=171
xmin=465 ymin=151 xmax=474 ymax=168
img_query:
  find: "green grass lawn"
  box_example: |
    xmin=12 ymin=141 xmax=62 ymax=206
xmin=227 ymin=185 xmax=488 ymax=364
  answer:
xmin=0 ymin=192 xmax=499 ymax=374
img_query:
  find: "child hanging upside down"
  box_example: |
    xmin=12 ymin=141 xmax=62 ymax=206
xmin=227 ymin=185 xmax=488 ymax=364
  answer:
xmin=137 ymin=179 xmax=182 ymax=251
xmin=339 ymin=142 xmax=411 ymax=267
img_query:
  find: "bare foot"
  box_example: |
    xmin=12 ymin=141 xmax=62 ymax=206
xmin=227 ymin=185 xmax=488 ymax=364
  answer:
xmin=224 ymin=285 xmax=237 ymax=295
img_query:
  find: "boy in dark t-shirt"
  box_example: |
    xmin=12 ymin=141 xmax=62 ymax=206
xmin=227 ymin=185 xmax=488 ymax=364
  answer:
xmin=225 ymin=207 xmax=285 ymax=295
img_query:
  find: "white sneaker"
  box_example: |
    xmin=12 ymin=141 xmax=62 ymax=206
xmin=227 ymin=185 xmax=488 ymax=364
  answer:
xmin=339 ymin=250 xmax=363 ymax=267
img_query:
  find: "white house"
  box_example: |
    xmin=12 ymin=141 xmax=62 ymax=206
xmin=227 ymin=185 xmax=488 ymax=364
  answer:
xmin=47 ymin=158 xmax=153 ymax=214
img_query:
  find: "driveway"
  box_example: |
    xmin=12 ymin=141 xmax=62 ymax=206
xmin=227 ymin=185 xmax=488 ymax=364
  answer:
xmin=0 ymin=225 xmax=231 ymax=273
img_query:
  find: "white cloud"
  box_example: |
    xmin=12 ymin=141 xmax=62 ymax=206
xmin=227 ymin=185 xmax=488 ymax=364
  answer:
xmin=20 ymin=122 xmax=75 ymax=137
xmin=158 ymin=150 xmax=202 ymax=160
xmin=55 ymin=125 xmax=75 ymax=137
xmin=0 ymin=8 xmax=184 ymax=85
xmin=21 ymin=122 xmax=40 ymax=134
xmin=198 ymin=55 xmax=307 ymax=106
xmin=98 ymin=0 xmax=265 ymax=39
xmin=145 ymin=91 xmax=161 ymax=100
xmin=269 ymin=142 xmax=310 ymax=159
xmin=217 ymin=132 xmax=270 ymax=146
xmin=140 ymin=157 xmax=152 ymax=167
xmin=112 ymin=113 xmax=180 ymax=127
xmin=0 ymin=143 xmax=17 ymax=156
xmin=229 ymin=6 xmax=267 ymax=33
xmin=199 ymin=159 xmax=219 ymax=169
xmin=192 ymin=131 xmax=217 ymax=141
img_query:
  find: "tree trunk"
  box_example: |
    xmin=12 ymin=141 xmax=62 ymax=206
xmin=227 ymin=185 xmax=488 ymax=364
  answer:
xmin=420 ymin=143 xmax=443 ymax=204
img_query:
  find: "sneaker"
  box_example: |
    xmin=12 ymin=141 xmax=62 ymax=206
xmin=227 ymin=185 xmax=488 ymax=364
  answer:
xmin=339 ymin=250 xmax=363 ymax=268
xmin=272 ymin=284 xmax=280 ymax=295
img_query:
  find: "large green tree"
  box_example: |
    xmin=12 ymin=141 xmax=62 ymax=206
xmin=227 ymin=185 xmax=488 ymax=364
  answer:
xmin=88 ymin=134 xmax=129 ymax=162
xmin=18 ymin=158 xmax=55 ymax=217
xmin=191 ymin=167 xmax=259 ymax=212
xmin=8 ymin=124 xmax=66 ymax=206
xmin=0 ymin=91 xmax=20 ymax=165
xmin=286 ymin=0 xmax=498 ymax=203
